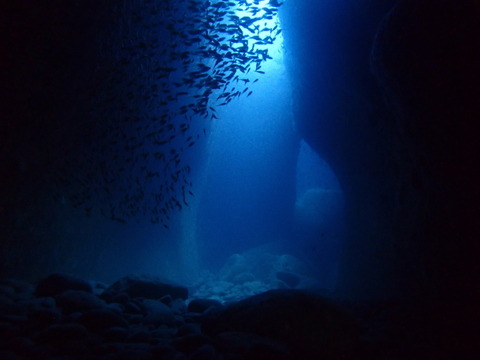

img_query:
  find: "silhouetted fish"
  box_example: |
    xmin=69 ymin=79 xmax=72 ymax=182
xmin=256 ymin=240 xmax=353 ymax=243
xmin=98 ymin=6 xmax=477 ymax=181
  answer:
xmin=53 ymin=0 xmax=284 ymax=227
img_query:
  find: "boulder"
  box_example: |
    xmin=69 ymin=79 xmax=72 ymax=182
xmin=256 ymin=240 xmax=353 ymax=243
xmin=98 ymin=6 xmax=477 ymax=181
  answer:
xmin=189 ymin=344 xmax=217 ymax=360
xmin=171 ymin=333 xmax=212 ymax=354
xmin=176 ymin=323 xmax=201 ymax=337
xmin=0 ymin=295 xmax=25 ymax=316
xmin=215 ymin=331 xmax=289 ymax=358
xmin=36 ymin=323 xmax=89 ymax=344
xmin=275 ymin=271 xmax=300 ymax=288
xmin=35 ymin=273 xmax=93 ymax=297
xmin=187 ymin=299 xmax=222 ymax=314
xmin=0 ymin=279 xmax=34 ymax=298
xmin=96 ymin=343 xmax=154 ymax=360
xmin=170 ymin=298 xmax=187 ymax=315
xmin=150 ymin=344 xmax=178 ymax=359
xmin=104 ymin=326 xmax=129 ymax=342
xmin=101 ymin=275 xmax=188 ymax=302
xmin=138 ymin=298 xmax=175 ymax=326
xmin=56 ymin=290 xmax=106 ymax=314
xmin=78 ymin=308 xmax=128 ymax=332
xmin=202 ymin=289 xmax=360 ymax=359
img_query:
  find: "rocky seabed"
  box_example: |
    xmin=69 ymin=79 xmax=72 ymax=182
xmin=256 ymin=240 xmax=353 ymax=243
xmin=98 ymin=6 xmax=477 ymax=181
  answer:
xmin=0 ymin=273 xmax=361 ymax=360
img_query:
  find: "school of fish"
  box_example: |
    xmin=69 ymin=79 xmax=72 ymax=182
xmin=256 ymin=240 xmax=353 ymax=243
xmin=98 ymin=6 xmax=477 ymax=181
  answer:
xmin=53 ymin=0 xmax=284 ymax=228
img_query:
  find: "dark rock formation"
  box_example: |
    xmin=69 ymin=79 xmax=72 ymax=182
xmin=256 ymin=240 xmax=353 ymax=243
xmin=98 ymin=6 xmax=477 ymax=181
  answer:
xmin=0 ymin=276 xmax=364 ymax=359
xmin=187 ymin=298 xmax=223 ymax=314
xmin=371 ymin=0 xmax=480 ymax=354
xmin=282 ymin=0 xmax=480 ymax=356
xmin=280 ymin=0 xmax=400 ymax=299
xmin=275 ymin=271 xmax=300 ymax=288
xmin=101 ymin=275 xmax=188 ymax=302
xmin=35 ymin=273 xmax=93 ymax=297
xmin=203 ymin=289 xmax=360 ymax=359
xmin=56 ymin=290 xmax=106 ymax=314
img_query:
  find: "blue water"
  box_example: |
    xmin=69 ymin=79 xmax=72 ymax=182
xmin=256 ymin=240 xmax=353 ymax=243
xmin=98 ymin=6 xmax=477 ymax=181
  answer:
xmin=184 ymin=0 xmax=345 ymax=292
xmin=1 ymin=0 xmax=347 ymax=296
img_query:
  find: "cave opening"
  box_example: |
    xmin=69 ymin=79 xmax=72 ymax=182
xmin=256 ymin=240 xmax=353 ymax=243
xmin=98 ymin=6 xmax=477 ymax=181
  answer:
xmin=2 ymin=0 xmax=478 ymax=358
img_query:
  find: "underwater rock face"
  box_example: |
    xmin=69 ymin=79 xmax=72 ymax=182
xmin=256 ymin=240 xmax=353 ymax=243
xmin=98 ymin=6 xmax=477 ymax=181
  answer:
xmin=370 ymin=0 xmax=480 ymax=354
xmin=215 ymin=331 xmax=289 ymax=360
xmin=56 ymin=290 xmax=106 ymax=314
xmin=137 ymin=298 xmax=175 ymax=326
xmin=275 ymin=271 xmax=300 ymax=288
xmin=294 ymin=188 xmax=344 ymax=232
xmin=293 ymin=188 xmax=344 ymax=289
xmin=280 ymin=0 xmax=400 ymax=300
xmin=187 ymin=299 xmax=222 ymax=314
xmin=202 ymin=289 xmax=360 ymax=360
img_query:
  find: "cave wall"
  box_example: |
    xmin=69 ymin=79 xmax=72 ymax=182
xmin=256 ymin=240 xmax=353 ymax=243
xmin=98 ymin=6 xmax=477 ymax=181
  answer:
xmin=372 ymin=0 xmax=480 ymax=347
xmin=373 ymin=0 xmax=480 ymax=296
xmin=280 ymin=0 xmax=400 ymax=299
xmin=282 ymin=0 xmax=480 ymax=304
xmin=281 ymin=0 xmax=480 ymax=348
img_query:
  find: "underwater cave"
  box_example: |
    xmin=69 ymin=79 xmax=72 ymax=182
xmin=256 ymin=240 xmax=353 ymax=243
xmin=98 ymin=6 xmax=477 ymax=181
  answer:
xmin=1 ymin=0 xmax=479 ymax=358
